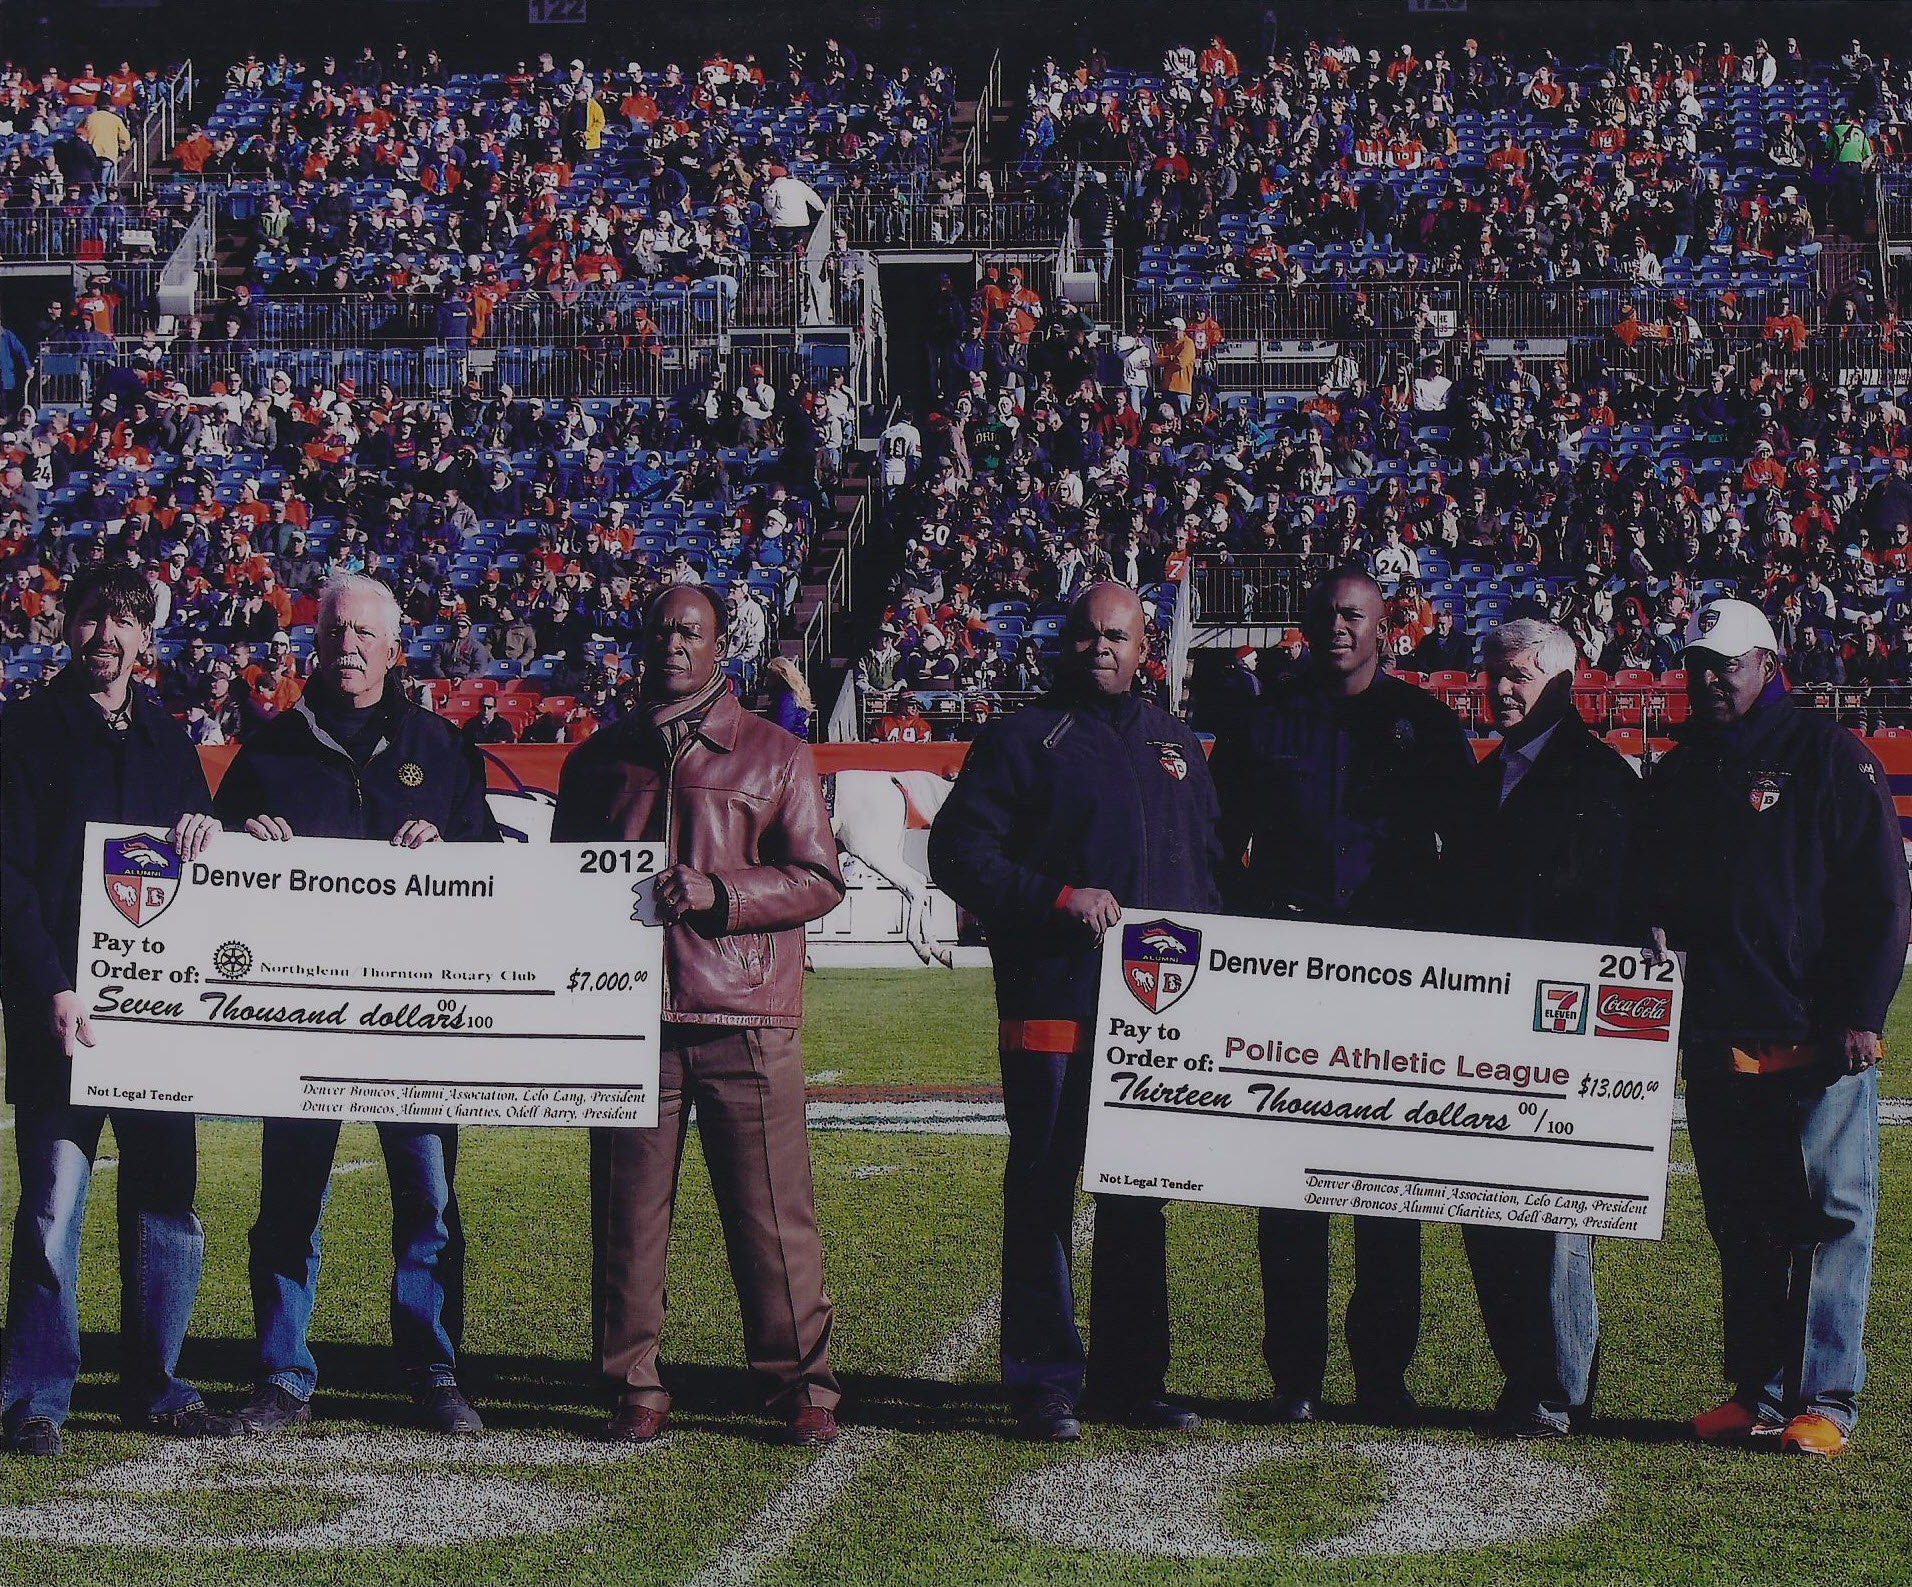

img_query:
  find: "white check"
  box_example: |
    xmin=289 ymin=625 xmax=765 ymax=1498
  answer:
xmin=1085 ymin=911 xmax=1681 ymax=1239
xmin=72 ymin=823 xmax=665 ymax=1127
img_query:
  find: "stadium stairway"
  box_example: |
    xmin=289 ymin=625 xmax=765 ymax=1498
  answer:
xmin=776 ymin=468 xmax=870 ymax=689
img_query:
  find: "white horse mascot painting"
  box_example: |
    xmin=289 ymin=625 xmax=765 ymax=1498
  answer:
xmin=825 ymin=768 xmax=959 ymax=966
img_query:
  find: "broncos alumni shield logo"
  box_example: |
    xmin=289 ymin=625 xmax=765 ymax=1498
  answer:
xmin=1122 ymin=918 xmax=1202 ymax=1014
xmin=103 ymin=833 xmax=182 ymax=927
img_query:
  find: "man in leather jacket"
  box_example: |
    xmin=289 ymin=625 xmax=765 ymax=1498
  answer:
xmin=552 ymin=584 xmax=846 ymax=1447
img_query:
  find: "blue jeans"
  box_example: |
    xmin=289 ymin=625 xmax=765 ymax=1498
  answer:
xmin=1 ymin=1105 xmax=206 ymax=1428
xmin=1685 ymin=1064 xmax=1877 ymax=1432
xmin=1461 ymin=1226 xmax=1599 ymax=1430
xmin=999 ymin=1045 xmax=1171 ymax=1407
xmin=249 ymin=1119 xmax=463 ymax=1399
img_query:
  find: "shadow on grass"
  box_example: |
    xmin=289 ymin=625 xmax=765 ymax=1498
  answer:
xmin=66 ymin=1336 xmax=1004 ymax=1439
xmin=62 ymin=1335 xmax=1700 ymax=1448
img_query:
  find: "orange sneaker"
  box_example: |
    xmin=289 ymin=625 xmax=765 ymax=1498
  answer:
xmin=1691 ymin=1400 xmax=1782 ymax=1443
xmin=1779 ymin=1413 xmax=1848 ymax=1458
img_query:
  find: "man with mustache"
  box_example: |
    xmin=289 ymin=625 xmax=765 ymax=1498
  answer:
xmin=214 ymin=572 xmax=499 ymax=1435
xmin=0 ymin=564 xmax=234 ymax=1454
xmin=1209 ymin=565 xmax=1475 ymax=1426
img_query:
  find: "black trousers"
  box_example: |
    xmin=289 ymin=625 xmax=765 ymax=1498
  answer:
xmin=1257 ymin=1208 xmax=1421 ymax=1400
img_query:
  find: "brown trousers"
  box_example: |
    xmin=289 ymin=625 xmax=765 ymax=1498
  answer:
xmin=589 ymin=1023 xmax=839 ymax=1413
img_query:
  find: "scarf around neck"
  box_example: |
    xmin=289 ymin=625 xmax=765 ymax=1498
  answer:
xmin=642 ymin=666 xmax=730 ymax=758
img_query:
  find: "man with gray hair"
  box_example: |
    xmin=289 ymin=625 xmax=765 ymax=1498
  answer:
xmin=214 ymin=573 xmax=500 ymax=1436
xmin=1449 ymin=617 xmax=1640 ymax=1437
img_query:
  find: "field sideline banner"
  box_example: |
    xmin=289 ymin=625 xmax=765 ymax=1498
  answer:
xmin=191 ymin=732 xmax=1912 ymax=837
xmin=1084 ymin=911 xmax=1682 ymax=1239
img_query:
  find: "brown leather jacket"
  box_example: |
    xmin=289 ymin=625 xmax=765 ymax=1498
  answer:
xmin=551 ymin=688 xmax=843 ymax=1027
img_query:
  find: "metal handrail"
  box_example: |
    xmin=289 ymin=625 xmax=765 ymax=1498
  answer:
xmin=962 ymin=50 xmax=1004 ymax=195
xmin=130 ymin=60 xmax=195 ymax=190
xmin=800 ymin=489 xmax=868 ymax=689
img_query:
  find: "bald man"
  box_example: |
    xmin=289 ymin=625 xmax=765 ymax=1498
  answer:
xmin=1211 ymin=565 xmax=1476 ymax=1426
xmin=930 ymin=584 xmax=1224 ymax=1441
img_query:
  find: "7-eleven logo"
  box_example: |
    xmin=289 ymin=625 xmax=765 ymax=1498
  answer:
xmin=1534 ymin=980 xmax=1589 ymax=1035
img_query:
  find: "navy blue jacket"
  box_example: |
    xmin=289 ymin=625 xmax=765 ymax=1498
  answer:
xmin=2 ymin=671 xmax=213 ymax=1105
xmin=1210 ymin=668 xmax=1477 ymax=929
xmin=928 ymin=690 xmax=1222 ymax=1024
xmin=1448 ymin=709 xmax=1641 ymax=943
xmin=214 ymin=680 xmax=499 ymax=845
xmin=1626 ymin=691 xmax=1908 ymax=1050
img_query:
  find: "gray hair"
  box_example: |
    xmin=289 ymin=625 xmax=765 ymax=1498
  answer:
xmin=1482 ymin=617 xmax=1578 ymax=679
xmin=316 ymin=572 xmax=404 ymax=648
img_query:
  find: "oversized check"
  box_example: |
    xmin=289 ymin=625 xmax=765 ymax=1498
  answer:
xmin=71 ymin=823 xmax=665 ymax=1127
xmin=1084 ymin=911 xmax=1681 ymax=1239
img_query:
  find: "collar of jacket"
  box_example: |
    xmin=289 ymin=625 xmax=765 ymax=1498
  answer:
xmin=51 ymin=664 xmax=160 ymax=743
xmin=1671 ymin=680 xmax=1795 ymax=755
xmin=1047 ymin=680 xmax=1142 ymax=725
xmin=638 ymin=673 xmax=741 ymax=757
xmin=289 ymin=676 xmax=402 ymax=764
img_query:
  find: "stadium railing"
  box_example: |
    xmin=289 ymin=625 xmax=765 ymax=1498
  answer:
xmin=0 ymin=204 xmax=173 ymax=263
xmin=208 ymin=287 xmax=733 ymax=348
xmin=1186 ymin=554 xmax=1334 ymax=627
xmin=31 ymin=326 xmax=722 ymax=403
xmin=129 ymin=61 xmax=196 ymax=190
xmin=962 ymin=49 xmax=1005 ymax=195
xmin=798 ymin=491 xmax=869 ymax=705
xmin=1120 ymin=277 xmax=1826 ymax=342
xmin=834 ymin=194 xmax=1070 ymax=250
xmin=853 ymin=687 xmax=1047 ymax=740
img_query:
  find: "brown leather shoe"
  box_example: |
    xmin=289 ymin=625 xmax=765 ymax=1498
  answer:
xmin=787 ymin=1406 xmax=841 ymax=1447
xmin=604 ymin=1403 xmax=670 ymax=1443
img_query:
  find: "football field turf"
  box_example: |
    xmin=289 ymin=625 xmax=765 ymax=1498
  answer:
xmin=0 ymin=968 xmax=1907 ymax=1585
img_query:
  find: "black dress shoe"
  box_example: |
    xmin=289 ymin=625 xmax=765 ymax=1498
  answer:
xmin=415 ymin=1383 xmax=484 ymax=1436
xmin=3 ymin=1417 xmax=62 ymax=1456
xmin=1355 ymin=1385 xmax=1420 ymax=1426
xmin=138 ymin=1402 xmax=240 ymax=1438
xmin=1014 ymin=1395 xmax=1082 ymax=1442
xmin=235 ymin=1383 xmax=312 ymax=1434
xmin=1090 ymin=1396 xmax=1201 ymax=1432
xmin=1267 ymin=1390 xmax=1319 ymax=1424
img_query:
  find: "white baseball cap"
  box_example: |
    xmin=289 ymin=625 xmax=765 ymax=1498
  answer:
xmin=1683 ymin=598 xmax=1781 ymax=659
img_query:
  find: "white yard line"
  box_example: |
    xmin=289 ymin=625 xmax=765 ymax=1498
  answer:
xmin=685 ymin=1204 xmax=1093 ymax=1587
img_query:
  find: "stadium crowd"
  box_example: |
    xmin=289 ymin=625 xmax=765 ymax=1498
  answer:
xmin=0 ymin=354 xmax=849 ymax=742
xmin=856 ymin=287 xmax=1912 ymax=736
xmin=1017 ymin=33 xmax=1896 ymax=298
xmin=160 ymin=43 xmax=951 ymax=363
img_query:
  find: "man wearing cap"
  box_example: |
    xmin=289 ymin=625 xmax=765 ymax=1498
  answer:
xmin=432 ymin=614 xmax=493 ymax=682
xmin=1626 ymin=599 xmax=1908 ymax=1457
xmin=737 ymin=365 xmax=776 ymax=449
xmin=930 ymin=583 xmax=1223 ymax=1441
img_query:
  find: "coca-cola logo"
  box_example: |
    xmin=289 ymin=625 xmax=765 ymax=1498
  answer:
xmin=1595 ymin=985 xmax=1672 ymax=1041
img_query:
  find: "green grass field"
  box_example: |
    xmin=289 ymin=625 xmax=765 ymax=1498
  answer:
xmin=0 ymin=970 xmax=1906 ymax=1585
